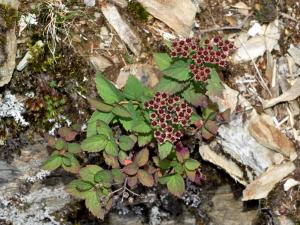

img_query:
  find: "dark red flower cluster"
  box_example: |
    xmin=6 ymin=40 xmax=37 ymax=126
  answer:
xmin=170 ymin=36 xmax=234 ymax=82
xmin=144 ymin=92 xmax=192 ymax=144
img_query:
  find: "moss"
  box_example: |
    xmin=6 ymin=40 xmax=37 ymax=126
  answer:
xmin=127 ymin=1 xmax=149 ymax=22
xmin=0 ymin=3 xmax=18 ymax=30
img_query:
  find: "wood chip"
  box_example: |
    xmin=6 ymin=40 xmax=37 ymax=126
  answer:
xmin=101 ymin=4 xmax=142 ymax=56
xmin=242 ymin=162 xmax=295 ymax=201
xmin=248 ymin=114 xmax=297 ymax=160
xmin=263 ymin=78 xmax=300 ymax=109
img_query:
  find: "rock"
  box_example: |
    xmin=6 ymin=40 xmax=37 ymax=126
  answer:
xmin=283 ymin=178 xmax=299 ymax=191
xmin=101 ymin=4 xmax=142 ymax=56
xmin=0 ymin=91 xmax=28 ymax=126
xmin=278 ymin=216 xmax=296 ymax=225
xmin=248 ymin=114 xmax=297 ymax=160
xmin=137 ymin=0 xmax=197 ymax=36
xmin=288 ymin=44 xmax=300 ymax=66
xmin=116 ymin=64 xmax=160 ymax=88
xmin=0 ymin=138 xmax=71 ymax=225
xmin=109 ymin=0 xmax=128 ymax=8
xmin=242 ymin=162 xmax=295 ymax=201
xmin=199 ymin=144 xmax=247 ymax=185
xmin=208 ymin=185 xmax=257 ymax=225
xmin=0 ymin=0 xmax=19 ymax=87
xmin=233 ymin=20 xmax=281 ymax=63
xmin=16 ymin=40 xmax=44 ymax=71
xmin=84 ymin=0 xmax=95 ymax=7
xmin=90 ymin=54 xmax=112 ymax=72
xmin=232 ymin=2 xmax=251 ymax=16
xmin=0 ymin=160 xmax=20 ymax=185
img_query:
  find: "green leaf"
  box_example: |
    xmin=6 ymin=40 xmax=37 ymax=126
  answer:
xmin=163 ymin=60 xmax=191 ymax=81
xmin=155 ymin=77 xmax=189 ymax=95
xmin=184 ymin=159 xmax=200 ymax=170
xmin=86 ymin=97 xmax=113 ymax=112
xmin=95 ymin=73 xmax=124 ymax=104
xmin=158 ymin=142 xmax=173 ymax=159
xmin=137 ymin=169 xmax=154 ymax=187
xmin=62 ymin=153 xmax=80 ymax=173
xmin=105 ymin=140 xmax=118 ymax=156
xmin=182 ymin=85 xmax=206 ymax=107
xmin=94 ymin=170 xmax=112 ymax=186
xmin=158 ymin=174 xmax=173 ymax=184
xmin=134 ymin=148 xmax=149 ymax=167
xmin=119 ymin=135 xmax=137 ymax=151
xmin=87 ymin=111 xmax=114 ymax=138
xmin=123 ymin=75 xmax=147 ymax=100
xmin=159 ymin=159 xmax=171 ymax=170
xmin=54 ymin=139 xmax=65 ymax=150
xmin=167 ymin=174 xmax=185 ymax=197
xmin=76 ymin=180 xmax=94 ymax=191
xmin=42 ymin=154 xmax=62 ymax=171
xmin=81 ymin=135 xmax=108 ymax=152
xmin=96 ymin=120 xmax=113 ymax=139
xmin=66 ymin=179 xmax=88 ymax=199
xmin=153 ymin=53 xmax=172 ymax=70
xmin=206 ymin=68 xmax=223 ymax=96
xmin=85 ymin=190 xmax=105 ymax=219
xmin=131 ymin=120 xmax=152 ymax=133
xmin=67 ymin=143 xmax=82 ymax=153
xmin=123 ymin=163 xmax=139 ymax=175
xmin=80 ymin=165 xmax=102 ymax=183
xmin=137 ymin=133 xmax=153 ymax=147
xmin=111 ymin=168 xmax=125 ymax=184
xmin=112 ymin=104 xmax=132 ymax=118
xmin=118 ymin=150 xmax=128 ymax=166
xmin=171 ymin=161 xmax=184 ymax=174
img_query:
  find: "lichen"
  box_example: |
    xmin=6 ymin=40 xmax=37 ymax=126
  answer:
xmin=0 ymin=3 xmax=18 ymax=29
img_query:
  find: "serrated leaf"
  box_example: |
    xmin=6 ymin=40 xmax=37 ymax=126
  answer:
xmin=175 ymin=143 xmax=190 ymax=163
xmin=123 ymin=75 xmax=147 ymax=100
xmin=127 ymin=175 xmax=138 ymax=188
xmin=105 ymin=140 xmax=118 ymax=156
xmin=137 ymin=169 xmax=154 ymax=187
xmin=131 ymin=120 xmax=152 ymax=133
xmin=76 ymin=180 xmax=94 ymax=191
xmin=159 ymin=159 xmax=171 ymax=170
xmin=167 ymin=174 xmax=185 ymax=197
xmin=54 ymin=139 xmax=65 ymax=150
xmin=85 ymin=190 xmax=105 ymax=219
xmin=158 ymin=141 xmax=173 ymax=159
xmin=62 ymin=153 xmax=80 ymax=173
xmin=158 ymin=174 xmax=173 ymax=185
xmin=94 ymin=170 xmax=112 ymax=186
xmin=163 ymin=60 xmax=191 ymax=81
xmin=65 ymin=179 xmax=88 ymax=199
xmin=123 ymin=163 xmax=138 ymax=175
xmin=134 ymin=148 xmax=149 ymax=167
xmin=182 ymin=86 xmax=206 ymax=107
xmin=171 ymin=161 xmax=184 ymax=174
xmin=42 ymin=154 xmax=62 ymax=171
xmin=119 ymin=135 xmax=136 ymax=151
xmin=202 ymin=120 xmax=218 ymax=140
xmin=80 ymin=165 xmax=102 ymax=183
xmin=112 ymin=104 xmax=132 ymax=118
xmin=155 ymin=77 xmax=189 ymax=95
xmin=111 ymin=168 xmax=125 ymax=184
xmin=118 ymin=150 xmax=128 ymax=166
xmin=87 ymin=111 xmax=114 ymax=138
xmin=58 ymin=127 xmax=77 ymax=141
xmin=206 ymin=68 xmax=223 ymax=96
xmin=96 ymin=120 xmax=113 ymax=139
xmin=153 ymin=53 xmax=172 ymax=70
xmin=87 ymin=97 xmax=113 ymax=112
xmin=184 ymin=159 xmax=200 ymax=170
xmin=103 ymin=152 xmax=120 ymax=168
xmin=95 ymin=73 xmax=124 ymax=104
xmin=67 ymin=143 xmax=82 ymax=153
xmin=137 ymin=133 xmax=153 ymax=147
xmin=81 ymin=135 xmax=108 ymax=152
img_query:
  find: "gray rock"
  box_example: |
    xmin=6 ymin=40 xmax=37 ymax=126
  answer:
xmin=90 ymin=54 xmax=112 ymax=72
xmin=109 ymin=0 xmax=128 ymax=8
xmin=84 ymin=0 xmax=95 ymax=7
xmin=0 ymin=0 xmax=19 ymax=87
xmin=0 ymin=160 xmax=20 ymax=185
